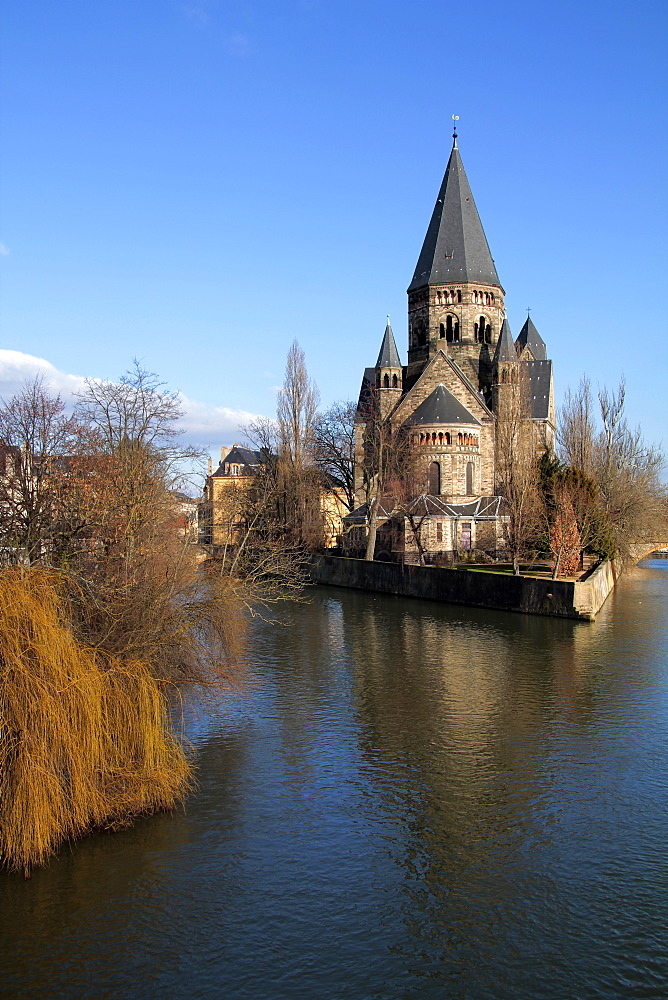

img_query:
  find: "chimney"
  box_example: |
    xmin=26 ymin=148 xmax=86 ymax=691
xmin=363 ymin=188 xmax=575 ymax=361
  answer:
xmin=208 ymin=457 xmax=213 ymax=475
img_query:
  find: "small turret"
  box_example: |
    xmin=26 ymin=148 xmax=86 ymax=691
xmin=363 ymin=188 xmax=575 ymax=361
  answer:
xmin=492 ymin=317 xmax=520 ymax=412
xmin=516 ymin=315 xmax=547 ymax=361
xmin=374 ymin=318 xmax=403 ymax=418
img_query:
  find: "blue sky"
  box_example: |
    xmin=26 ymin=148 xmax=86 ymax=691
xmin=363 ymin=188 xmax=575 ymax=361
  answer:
xmin=1 ymin=0 xmax=667 ymax=453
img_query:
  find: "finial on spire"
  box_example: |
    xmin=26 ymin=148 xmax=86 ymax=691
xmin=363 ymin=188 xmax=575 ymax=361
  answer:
xmin=527 ymin=306 xmax=532 ymax=317
xmin=387 ymin=314 xmax=391 ymax=327
xmin=452 ymin=114 xmax=459 ymax=147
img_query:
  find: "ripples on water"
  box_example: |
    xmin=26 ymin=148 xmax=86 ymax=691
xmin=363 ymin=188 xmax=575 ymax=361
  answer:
xmin=2 ymin=562 xmax=667 ymax=999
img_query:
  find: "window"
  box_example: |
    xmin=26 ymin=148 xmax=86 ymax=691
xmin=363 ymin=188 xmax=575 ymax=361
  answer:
xmin=445 ymin=314 xmax=460 ymax=343
xmin=476 ymin=316 xmax=492 ymax=343
xmin=466 ymin=462 xmax=474 ymax=494
xmin=428 ymin=461 xmax=441 ymax=495
xmin=383 ymin=374 xmax=390 ymax=388
xmin=436 ymin=522 xmax=443 ymax=543
xmin=392 ymin=373 xmax=398 ymax=388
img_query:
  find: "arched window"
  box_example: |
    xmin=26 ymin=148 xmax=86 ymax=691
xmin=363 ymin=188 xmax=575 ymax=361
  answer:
xmin=457 ymin=432 xmax=463 ymax=445
xmin=502 ymin=369 xmax=508 ymax=384
xmin=457 ymin=290 xmax=462 ymax=303
xmin=438 ymin=432 xmax=443 ymax=445
xmin=445 ymin=314 xmax=460 ymax=343
xmin=439 ymin=323 xmax=445 ymax=339
xmin=466 ymin=462 xmax=474 ymax=494
xmin=392 ymin=373 xmax=398 ymax=388
xmin=445 ymin=432 xmax=451 ymax=445
xmin=383 ymin=374 xmax=390 ymax=388
xmin=432 ymin=432 xmax=437 ymax=444
xmin=428 ymin=461 xmax=441 ymax=495
xmin=476 ymin=316 xmax=492 ymax=343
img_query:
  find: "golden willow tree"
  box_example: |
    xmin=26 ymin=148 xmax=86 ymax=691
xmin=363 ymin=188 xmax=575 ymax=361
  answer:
xmin=0 ymin=366 xmax=257 ymax=873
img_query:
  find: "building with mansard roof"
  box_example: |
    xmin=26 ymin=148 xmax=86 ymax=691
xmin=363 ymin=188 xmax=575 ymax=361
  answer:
xmin=345 ymin=128 xmax=555 ymax=561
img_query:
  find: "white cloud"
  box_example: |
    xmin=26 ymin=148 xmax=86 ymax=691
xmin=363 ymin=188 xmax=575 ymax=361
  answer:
xmin=0 ymin=349 xmax=88 ymax=401
xmin=177 ymin=393 xmax=264 ymax=445
xmin=0 ymin=243 xmax=9 ymax=256
xmin=0 ymin=349 xmax=265 ymax=446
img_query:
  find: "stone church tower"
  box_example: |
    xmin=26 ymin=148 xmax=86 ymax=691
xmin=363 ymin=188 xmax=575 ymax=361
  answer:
xmin=406 ymin=129 xmax=505 ymax=403
xmin=348 ymin=128 xmax=555 ymax=558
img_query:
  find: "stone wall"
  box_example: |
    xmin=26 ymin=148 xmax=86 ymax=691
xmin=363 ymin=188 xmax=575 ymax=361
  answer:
xmin=310 ymin=554 xmax=619 ymax=620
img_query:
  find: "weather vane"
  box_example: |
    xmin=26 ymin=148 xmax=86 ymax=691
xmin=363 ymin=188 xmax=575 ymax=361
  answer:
xmin=452 ymin=114 xmax=459 ymax=140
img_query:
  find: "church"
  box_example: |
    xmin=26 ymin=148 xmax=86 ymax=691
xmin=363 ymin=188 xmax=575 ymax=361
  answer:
xmin=344 ymin=127 xmax=555 ymax=561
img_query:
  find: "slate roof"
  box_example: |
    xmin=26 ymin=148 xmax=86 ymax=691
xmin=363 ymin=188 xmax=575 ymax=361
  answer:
xmin=355 ymin=367 xmax=377 ymax=420
xmin=405 ymin=383 xmax=481 ymax=427
xmin=409 ymin=139 xmax=501 ymax=291
xmin=494 ymin=317 xmax=517 ymax=363
xmin=526 ymin=360 xmax=552 ymax=419
xmin=375 ymin=320 xmax=402 ymax=368
xmin=212 ymin=445 xmax=262 ymax=476
xmin=516 ymin=316 xmax=547 ymax=361
xmin=344 ymin=495 xmax=505 ymax=524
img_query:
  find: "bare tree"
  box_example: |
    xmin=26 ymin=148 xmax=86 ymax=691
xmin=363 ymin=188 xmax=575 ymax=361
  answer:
xmin=495 ymin=367 xmax=541 ymax=575
xmin=556 ymin=376 xmax=667 ymax=559
xmin=313 ymin=400 xmax=357 ymax=513
xmin=0 ymin=377 xmax=86 ymax=564
xmin=594 ymin=381 xmax=667 ymax=556
xmin=274 ymin=341 xmax=323 ymax=549
xmin=558 ymin=375 xmax=596 ymax=476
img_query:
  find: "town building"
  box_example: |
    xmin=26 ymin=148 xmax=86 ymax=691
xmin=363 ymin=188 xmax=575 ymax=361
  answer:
xmin=345 ymin=128 xmax=555 ymax=562
xmin=198 ymin=444 xmax=262 ymax=547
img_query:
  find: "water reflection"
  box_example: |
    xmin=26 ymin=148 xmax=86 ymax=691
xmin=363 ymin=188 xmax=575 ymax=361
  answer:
xmin=1 ymin=564 xmax=667 ymax=999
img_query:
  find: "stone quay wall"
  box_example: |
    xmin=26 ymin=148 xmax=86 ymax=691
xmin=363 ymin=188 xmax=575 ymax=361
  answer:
xmin=310 ymin=554 xmax=624 ymax=621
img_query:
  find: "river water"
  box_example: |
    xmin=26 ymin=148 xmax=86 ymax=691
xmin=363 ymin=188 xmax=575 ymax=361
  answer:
xmin=2 ymin=561 xmax=667 ymax=999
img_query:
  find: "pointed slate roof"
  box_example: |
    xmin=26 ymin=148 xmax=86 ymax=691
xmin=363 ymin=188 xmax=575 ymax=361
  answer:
xmin=494 ymin=318 xmax=517 ymax=363
xmin=375 ymin=320 xmax=402 ymax=368
xmin=409 ymin=139 xmax=501 ymax=291
xmin=405 ymin=383 xmax=481 ymax=427
xmin=516 ymin=316 xmax=547 ymax=361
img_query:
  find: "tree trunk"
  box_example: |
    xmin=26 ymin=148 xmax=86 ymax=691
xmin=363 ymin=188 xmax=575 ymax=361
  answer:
xmin=364 ymin=497 xmax=378 ymax=561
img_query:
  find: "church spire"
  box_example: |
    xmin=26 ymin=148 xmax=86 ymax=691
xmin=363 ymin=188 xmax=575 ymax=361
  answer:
xmin=375 ymin=318 xmax=402 ymax=369
xmin=408 ymin=137 xmax=501 ymax=291
xmin=494 ymin=317 xmax=517 ymax=363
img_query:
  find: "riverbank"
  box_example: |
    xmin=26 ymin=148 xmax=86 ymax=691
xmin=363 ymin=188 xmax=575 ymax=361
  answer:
xmin=309 ymin=553 xmax=626 ymax=620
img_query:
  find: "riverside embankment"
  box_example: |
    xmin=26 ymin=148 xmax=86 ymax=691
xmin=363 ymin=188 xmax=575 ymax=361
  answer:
xmin=309 ymin=551 xmax=661 ymax=619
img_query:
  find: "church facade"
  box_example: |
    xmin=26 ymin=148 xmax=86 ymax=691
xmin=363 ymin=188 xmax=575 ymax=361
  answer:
xmin=345 ymin=130 xmax=555 ymax=561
